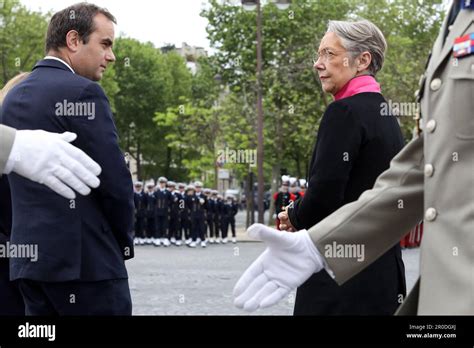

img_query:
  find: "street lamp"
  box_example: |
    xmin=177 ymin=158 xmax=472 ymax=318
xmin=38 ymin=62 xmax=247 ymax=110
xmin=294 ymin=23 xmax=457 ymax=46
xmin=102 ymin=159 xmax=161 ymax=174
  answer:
xmin=241 ymin=0 xmax=290 ymax=224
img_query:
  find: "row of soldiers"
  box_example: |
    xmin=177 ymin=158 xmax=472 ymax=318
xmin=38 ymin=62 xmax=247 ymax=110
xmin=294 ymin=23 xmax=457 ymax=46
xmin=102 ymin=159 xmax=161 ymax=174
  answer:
xmin=133 ymin=177 xmax=239 ymax=248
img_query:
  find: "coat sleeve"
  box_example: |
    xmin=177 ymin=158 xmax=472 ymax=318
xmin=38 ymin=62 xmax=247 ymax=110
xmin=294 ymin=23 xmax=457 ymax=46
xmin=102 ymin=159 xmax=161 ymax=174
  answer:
xmin=308 ymin=136 xmax=425 ymax=285
xmin=67 ymin=82 xmax=134 ymax=259
xmin=288 ymin=101 xmax=363 ymax=230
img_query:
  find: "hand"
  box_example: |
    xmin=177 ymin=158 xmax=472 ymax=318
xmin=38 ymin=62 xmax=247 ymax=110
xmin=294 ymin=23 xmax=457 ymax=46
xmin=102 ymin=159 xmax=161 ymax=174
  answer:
xmin=278 ymin=208 xmax=295 ymax=231
xmin=233 ymin=223 xmax=324 ymax=312
xmin=7 ymin=130 xmax=102 ymax=199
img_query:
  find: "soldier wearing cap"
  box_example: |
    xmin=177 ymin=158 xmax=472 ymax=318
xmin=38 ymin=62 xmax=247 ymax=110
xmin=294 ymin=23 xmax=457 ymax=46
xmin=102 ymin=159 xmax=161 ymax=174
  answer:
xmin=184 ymin=184 xmax=203 ymax=247
xmin=174 ymin=183 xmax=187 ymax=246
xmin=221 ymin=194 xmax=239 ymax=243
xmin=203 ymin=188 xmax=216 ymax=243
xmin=272 ymin=175 xmax=296 ymax=230
xmin=299 ymin=179 xmax=307 ymax=198
xmin=215 ymin=193 xmax=225 ymax=243
xmin=144 ymin=180 xmax=156 ymax=245
xmin=133 ymin=181 xmax=146 ymax=245
xmin=193 ymin=181 xmax=208 ymax=247
xmin=167 ymin=181 xmax=181 ymax=246
xmin=209 ymin=190 xmax=222 ymax=243
xmin=289 ymin=177 xmax=301 ymax=201
xmin=153 ymin=176 xmax=171 ymax=247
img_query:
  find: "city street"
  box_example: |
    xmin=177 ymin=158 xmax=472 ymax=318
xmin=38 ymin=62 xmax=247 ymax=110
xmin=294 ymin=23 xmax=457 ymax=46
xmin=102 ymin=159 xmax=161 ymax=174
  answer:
xmin=128 ymin=212 xmax=420 ymax=315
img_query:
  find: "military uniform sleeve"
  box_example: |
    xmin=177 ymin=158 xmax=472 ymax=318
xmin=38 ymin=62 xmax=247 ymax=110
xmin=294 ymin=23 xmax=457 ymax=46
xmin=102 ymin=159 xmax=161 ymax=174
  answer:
xmin=308 ymin=135 xmax=425 ymax=285
xmin=0 ymin=125 xmax=16 ymax=175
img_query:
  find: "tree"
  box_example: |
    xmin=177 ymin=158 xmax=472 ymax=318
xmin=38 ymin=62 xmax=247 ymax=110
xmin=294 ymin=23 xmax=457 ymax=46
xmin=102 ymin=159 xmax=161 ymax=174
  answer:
xmin=0 ymin=0 xmax=49 ymax=85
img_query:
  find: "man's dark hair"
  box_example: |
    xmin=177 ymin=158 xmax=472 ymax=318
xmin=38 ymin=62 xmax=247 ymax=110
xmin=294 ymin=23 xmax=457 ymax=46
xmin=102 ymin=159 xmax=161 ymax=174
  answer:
xmin=45 ymin=2 xmax=116 ymax=53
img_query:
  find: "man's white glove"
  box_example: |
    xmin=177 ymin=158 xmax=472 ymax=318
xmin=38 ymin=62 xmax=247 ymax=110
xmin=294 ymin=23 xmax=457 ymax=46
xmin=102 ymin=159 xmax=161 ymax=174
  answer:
xmin=5 ymin=130 xmax=101 ymax=199
xmin=233 ymin=223 xmax=324 ymax=312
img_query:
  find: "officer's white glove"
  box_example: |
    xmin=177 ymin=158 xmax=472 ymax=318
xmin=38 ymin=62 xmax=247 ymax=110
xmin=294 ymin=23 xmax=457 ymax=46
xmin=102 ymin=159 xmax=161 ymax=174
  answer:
xmin=233 ymin=223 xmax=324 ymax=312
xmin=5 ymin=130 xmax=101 ymax=199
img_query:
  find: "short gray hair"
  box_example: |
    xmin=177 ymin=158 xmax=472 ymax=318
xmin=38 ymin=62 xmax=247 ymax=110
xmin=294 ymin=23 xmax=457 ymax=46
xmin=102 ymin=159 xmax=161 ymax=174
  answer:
xmin=327 ymin=19 xmax=387 ymax=75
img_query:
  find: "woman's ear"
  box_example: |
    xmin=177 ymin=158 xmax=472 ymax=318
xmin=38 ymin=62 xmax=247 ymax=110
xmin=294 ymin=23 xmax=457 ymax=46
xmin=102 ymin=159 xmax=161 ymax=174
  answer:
xmin=357 ymin=51 xmax=372 ymax=72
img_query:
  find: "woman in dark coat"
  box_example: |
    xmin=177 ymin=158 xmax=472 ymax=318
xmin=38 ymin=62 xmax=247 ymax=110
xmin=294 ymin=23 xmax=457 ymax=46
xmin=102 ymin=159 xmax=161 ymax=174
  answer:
xmin=283 ymin=19 xmax=406 ymax=315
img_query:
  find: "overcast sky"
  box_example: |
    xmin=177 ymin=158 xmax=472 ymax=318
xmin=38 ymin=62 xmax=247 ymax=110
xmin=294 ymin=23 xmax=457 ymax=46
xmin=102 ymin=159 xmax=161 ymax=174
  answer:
xmin=21 ymin=0 xmax=214 ymax=52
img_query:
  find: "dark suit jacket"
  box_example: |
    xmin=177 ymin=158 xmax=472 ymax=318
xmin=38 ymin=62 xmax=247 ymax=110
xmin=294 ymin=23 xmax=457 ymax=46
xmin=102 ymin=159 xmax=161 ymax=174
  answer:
xmin=288 ymin=92 xmax=406 ymax=315
xmin=1 ymin=59 xmax=134 ymax=282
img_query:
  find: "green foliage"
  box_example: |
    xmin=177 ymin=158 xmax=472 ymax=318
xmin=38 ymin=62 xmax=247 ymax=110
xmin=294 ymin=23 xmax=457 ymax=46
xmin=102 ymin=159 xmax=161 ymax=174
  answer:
xmin=0 ymin=0 xmax=49 ymax=85
xmin=2 ymin=0 xmax=446 ymax=185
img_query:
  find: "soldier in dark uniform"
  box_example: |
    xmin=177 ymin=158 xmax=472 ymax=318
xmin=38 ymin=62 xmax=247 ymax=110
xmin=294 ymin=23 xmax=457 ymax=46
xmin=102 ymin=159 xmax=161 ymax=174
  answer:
xmin=221 ymin=195 xmax=239 ymax=244
xmin=208 ymin=190 xmax=221 ymax=244
xmin=133 ymin=181 xmax=146 ymax=245
xmin=167 ymin=181 xmax=181 ymax=246
xmin=177 ymin=183 xmax=189 ymax=245
xmin=215 ymin=193 xmax=224 ymax=244
xmin=153 ymin=176 xmax=171 ymax=247
xmin=273 ymin=177 xmax=296 ymax=230
xmin=184 ymin=185 xmax=197 ymax=247
xmin=144 ymin=180 xmax=156 ymax=245
xmin=194 ymin=181 xmax=208 ymax=246
xmin=204 ymin=188 xmax=215 ymax=243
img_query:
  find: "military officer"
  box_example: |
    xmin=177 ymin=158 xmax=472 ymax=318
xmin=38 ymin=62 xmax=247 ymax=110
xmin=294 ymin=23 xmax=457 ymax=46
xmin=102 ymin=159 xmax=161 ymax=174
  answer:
xmin=234 ymin=1 xmax=474 ymax=315
xmin=204 ymin=188 xmax=216 ymax=243
xmin=184 ymin=184 xmax=200 ymax=247
xmin=144 ymin=180 xmax=156 ymax=245
xmin=272 ymin=176 xmax=296 ymax=230
xmin=215 ymin=193 xmax=225 ymax=243
xmin=209 ymin=190 xmax=222 ymax=243
xmin=221 ymin=195 xmax=239 ymax=244
xmin=194 ymin=181 xmax=208 ymax=246
xmin=177 ymin=183 xmax=189 ymax=244
xmin=154 ymin=176 xmax=171 ymax=247
xmin=167 ymin=181 xmax=181 ymax=245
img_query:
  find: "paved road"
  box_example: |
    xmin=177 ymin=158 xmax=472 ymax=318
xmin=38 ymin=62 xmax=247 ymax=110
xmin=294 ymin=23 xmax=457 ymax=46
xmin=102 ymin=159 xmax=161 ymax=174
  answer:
xmin=128 ymin=240 xmax=420 ymax=315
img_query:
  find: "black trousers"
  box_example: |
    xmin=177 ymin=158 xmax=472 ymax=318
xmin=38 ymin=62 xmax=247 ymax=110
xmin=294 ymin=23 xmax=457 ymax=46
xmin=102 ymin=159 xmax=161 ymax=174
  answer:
xmin=207 ymin=217 xmax=215 ymax=238
xmin=146 ymin=216 xmax=155 ymax=238
xmin=180 ymin=214 xmax=190 ymax=239
xmin=0 ymin=258 xmax=25 ymax=315
xmin=190 ymin=216 xmax=206 ymax=241
xmin=155 ymin=215 xmax=168 ymax=239
xmin=221 ymin=217 xmax=236 ymax=238
xmin=213 ymin=218 xmax=221 ymax=239
xmin=134 ymin=216 xmax=145 ymax=238
xmin=18 ymin=278 xmax=132 ymax=316
xmin=169 ymin=214 xmax=180 ymax=240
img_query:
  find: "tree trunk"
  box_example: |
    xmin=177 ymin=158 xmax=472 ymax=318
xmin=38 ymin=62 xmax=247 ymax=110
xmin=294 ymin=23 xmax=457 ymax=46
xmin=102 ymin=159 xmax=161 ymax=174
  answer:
xmin=268 ymin=165 xmax=279 ymax=227
xmin=136 ymin=139 xmax=141 ymax=180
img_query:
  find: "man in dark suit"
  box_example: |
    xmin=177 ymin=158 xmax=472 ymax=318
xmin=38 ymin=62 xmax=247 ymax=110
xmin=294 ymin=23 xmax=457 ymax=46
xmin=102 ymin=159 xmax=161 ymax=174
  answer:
xmin=1 ymin=3 xmax=134 ymax=315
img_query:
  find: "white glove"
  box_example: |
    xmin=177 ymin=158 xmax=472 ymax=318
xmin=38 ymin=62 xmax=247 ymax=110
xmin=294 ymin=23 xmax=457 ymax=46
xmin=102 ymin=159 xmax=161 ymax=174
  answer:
xmin=233 ymin=223 xmax=324 ymax=312
xmin=5 ymin=130 xmax=101 ymax=199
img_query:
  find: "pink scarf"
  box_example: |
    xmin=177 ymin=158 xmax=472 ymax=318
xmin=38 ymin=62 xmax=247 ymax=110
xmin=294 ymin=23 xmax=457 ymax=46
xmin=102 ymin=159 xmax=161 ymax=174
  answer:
xmin=334 ymin=75 xmax=381 ymax=101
